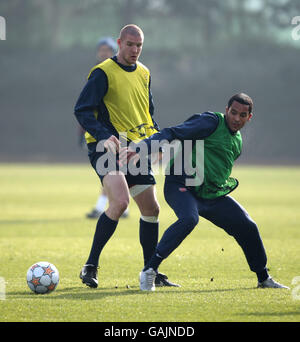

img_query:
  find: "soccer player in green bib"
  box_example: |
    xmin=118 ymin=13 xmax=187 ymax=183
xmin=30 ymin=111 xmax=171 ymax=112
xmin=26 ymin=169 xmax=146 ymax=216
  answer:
xmin=74 ymin=25 xmax=178 ymax=288
xmin=121 ymin=93 xmax=289 ymax=291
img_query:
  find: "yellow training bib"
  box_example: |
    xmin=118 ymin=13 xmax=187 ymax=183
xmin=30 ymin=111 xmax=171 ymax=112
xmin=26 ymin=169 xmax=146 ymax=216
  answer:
xmin=85 ymin=58 xmax=158 ymax=144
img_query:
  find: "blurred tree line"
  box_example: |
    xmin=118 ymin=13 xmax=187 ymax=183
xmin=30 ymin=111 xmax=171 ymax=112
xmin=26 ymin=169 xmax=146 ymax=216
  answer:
xmin=0 ymin=0 xmax=300 ymax=163
xmin=2 ymin=0 xmax=300 ymax=49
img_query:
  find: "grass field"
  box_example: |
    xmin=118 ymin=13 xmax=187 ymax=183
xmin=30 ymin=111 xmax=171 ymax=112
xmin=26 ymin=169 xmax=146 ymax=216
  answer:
xmin=0 ymin=163 xmax=299 ymax=322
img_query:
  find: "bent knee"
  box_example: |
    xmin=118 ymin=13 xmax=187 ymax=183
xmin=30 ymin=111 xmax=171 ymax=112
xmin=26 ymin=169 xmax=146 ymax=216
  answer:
xmin=151 ymin=203 xmax=160 ymax=217
xmin=180 ymin=214 xmax=199 ymax=230
xmin=247 ymin=220 xmax=260 ymax=235
xmin=109 ymin=198 xmax=129 ymax=217
xmin=140 ymin=202 xmax=160 ymax=217
xmin=226 ymin=218 xmax=259 ymax=237
xmin=189 ymin=214 xmax=199 ymax=228
xmin=117 ymin=198 xmax=129 ymax=212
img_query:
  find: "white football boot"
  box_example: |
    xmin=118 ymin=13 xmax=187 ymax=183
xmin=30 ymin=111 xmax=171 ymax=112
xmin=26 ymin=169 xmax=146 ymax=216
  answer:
xmin=257 ymin=277 xmax=290 ymax=289
xmin=139 ymin=268 xmax=157 ymax=291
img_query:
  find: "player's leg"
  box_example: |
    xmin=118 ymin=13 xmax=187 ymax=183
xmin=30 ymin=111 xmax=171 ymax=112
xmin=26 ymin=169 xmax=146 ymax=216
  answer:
xmin=200 ymin=196 xmax=288 ymax=288
xmin=133 ymin=184 xmax=180 ymax=287
xmin=139 ymin=181 xmax=199 ymax=290
xmin=100 ymin=186 xmax=129 ymax=218
xmin=200 ymin=196 xmax=267 ymax=277
xmin=80 ymin=171 xmax=129 ymax=288
xmin=104 ymin=171 xmax=130 ymax=220
xmin=147 ymin=181 xmax=199 ymax=267
xmin=86 ymin=171 xmax=129 ymax=263
xmin=95 ymin=189 xmax=108 ymax=213
xmin=132 ymin=184 xmax=160 ymax=266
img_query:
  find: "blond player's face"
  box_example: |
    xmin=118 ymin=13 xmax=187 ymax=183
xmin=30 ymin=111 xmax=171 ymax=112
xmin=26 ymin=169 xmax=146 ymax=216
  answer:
xmin=117 ymin=34 xmax=143 ymax=66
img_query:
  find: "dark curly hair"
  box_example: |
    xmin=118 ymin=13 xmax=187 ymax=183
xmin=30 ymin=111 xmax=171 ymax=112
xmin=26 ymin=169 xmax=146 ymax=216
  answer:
xmin=227 ymin=93 xmax=253 ymax=114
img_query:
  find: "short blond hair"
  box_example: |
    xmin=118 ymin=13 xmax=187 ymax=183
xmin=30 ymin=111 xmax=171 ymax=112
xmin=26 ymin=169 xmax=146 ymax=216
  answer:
xmin=119 ymin=24 xmax=144 ymax=41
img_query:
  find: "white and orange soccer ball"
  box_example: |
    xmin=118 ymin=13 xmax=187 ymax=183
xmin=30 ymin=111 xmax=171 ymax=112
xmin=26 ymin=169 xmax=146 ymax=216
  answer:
xmin=26 ymin=262 xmax=59 ymax=294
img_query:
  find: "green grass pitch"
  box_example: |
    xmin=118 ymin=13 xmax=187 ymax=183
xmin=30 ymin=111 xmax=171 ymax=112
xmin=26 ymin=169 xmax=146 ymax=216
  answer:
xmin=0 ymin=163 xmax=299 ymax=322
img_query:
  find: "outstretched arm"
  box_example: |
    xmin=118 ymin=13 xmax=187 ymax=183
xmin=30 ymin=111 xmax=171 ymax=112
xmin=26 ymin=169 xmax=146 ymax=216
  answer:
xmin=119 ymin=112 xmax=219 ymax=164
xmin=140 ymin=111 xmax=218 ymax=152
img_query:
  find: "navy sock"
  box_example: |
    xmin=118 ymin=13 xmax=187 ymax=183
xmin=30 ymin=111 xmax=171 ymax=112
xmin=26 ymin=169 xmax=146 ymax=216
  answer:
xmin=86 ymin=212 xmax=118 ymax=267
xmin=256 ymin=268 xmax=269 ymax=283
xmin=144 ymin=251 xmax=164 ymax=271
xmin=139 ymin=218 xmax=159 ymax=266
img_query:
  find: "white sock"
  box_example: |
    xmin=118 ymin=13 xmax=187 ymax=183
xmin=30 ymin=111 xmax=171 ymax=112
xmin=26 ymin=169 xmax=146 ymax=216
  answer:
xmin=140 ymin=215 xmax=159 ymax=223
xmin=95 ymin=194 xmax=108 ymax=212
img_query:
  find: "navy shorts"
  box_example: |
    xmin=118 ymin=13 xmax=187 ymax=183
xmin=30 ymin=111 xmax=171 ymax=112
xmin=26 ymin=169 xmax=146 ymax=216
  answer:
xmin=87 ymin=142 xmax=156 ymax=187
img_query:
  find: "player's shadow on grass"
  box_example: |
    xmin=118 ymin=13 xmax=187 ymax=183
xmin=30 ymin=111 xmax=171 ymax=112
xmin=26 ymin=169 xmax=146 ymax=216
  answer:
xmin=61 ymin=286 xmax=257 ymax=300
xmin=8 ymin=287 xmax=142 ymax=300
xmin=236 ymin=311 xmax=299 ymax=317
xmin=57 ymin=285 xmax=146 ymax=299
xmin=9 ymin=285 xmax=257 ymax=300
xmin=0 ymin=218 xmax=84 ymax=225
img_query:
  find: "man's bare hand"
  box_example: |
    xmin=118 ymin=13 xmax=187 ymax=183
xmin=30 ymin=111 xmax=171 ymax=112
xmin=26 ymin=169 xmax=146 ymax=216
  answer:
xmin=104 ymin=136 xmax=121 ymax=154
xmin=118 ymin=146 xmax=140 ymax=167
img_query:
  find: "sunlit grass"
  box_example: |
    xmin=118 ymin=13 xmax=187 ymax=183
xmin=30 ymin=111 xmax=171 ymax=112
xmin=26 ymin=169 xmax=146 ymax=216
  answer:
xmin=0 ymin=164 xmax=299 ymax=322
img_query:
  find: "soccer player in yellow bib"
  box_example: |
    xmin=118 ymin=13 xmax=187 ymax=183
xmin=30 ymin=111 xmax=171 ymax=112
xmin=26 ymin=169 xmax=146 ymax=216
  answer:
xmin=74 ymin=24 xmax=178 ymax=288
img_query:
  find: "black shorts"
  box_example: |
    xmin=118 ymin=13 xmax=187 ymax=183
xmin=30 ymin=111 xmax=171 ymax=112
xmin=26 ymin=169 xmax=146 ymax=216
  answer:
xmin=87 ymin=142 xmax=156 ymax=187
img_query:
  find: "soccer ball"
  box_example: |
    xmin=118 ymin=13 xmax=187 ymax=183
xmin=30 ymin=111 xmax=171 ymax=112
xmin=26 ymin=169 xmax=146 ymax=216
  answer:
xmin=26 ymin=262 xmax=59 ymax=294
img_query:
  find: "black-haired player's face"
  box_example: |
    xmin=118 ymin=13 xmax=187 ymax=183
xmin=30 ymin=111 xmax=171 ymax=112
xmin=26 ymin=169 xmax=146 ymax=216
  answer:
xmin=97 ymin=45 xmax=114 ymax=62
xmin=225 ymin=100 xmax=252 ymax=132
xmin=117 ymin=34 xmax=143 ymax=66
